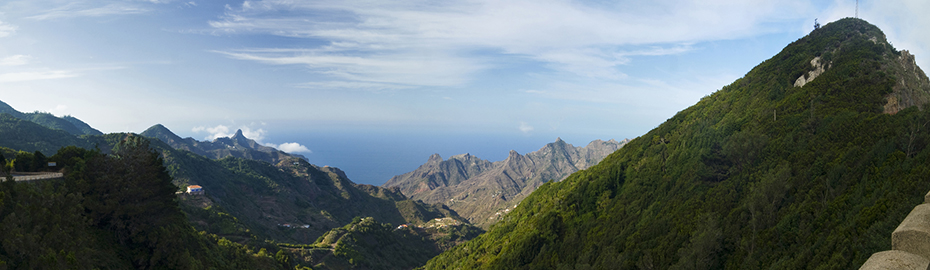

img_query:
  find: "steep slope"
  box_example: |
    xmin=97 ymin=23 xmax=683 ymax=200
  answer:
xmin=283 ymin=216 xmax=482 ymax=269
xmin=0 ymin=137 xmax=282 ymax=269
xmin=0 ymin=100 xmax=101 ymax=136
xmin=425 ymin=18 xmax=930 ymax=269
xmin=0 ymin=105 xmax=475 ymax=246
xmin=141 ymin=124 xmax=302 ymax=164
xmin=385 ymin=138 xmax=627 ymax=227
xmin=0 ymin=113 xmax=93 ymax=154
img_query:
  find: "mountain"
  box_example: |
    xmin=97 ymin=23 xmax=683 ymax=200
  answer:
xmin=384 ymin=138 xmax=628 ymax=227
xmin=0 ymin=113 xmax=94 ymax=154
xmin=141 ymin=123 xmax=304 ymax=164
xmin=0 ymin=102 xmax=482 ymax=269
xmin=0 ymin=100 xmax=102 ymax=136
xmin=424 ymin=18 xmax=930 ymax=269
xmin=282 ymin=216 xmax=482 ymax=269
xmin=0 ymin=136 xmax=283 ymax=269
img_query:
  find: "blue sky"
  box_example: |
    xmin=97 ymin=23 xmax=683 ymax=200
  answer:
xmin=1 ymin=0 xmax=928 ymax=184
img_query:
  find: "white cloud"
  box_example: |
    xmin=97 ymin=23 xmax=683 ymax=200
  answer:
xmin=0 ymin=55 xmax=31 ymax=66
xmin=192 ymin=124 xmax=267 ymax=141
xmin=0 ymin=70 xmax=78 ymax=82
xmin=193 ymin=124 xmax=310 ymax=153
xmin=519 ymin=122 xmax=534 ymax=133
xmin=0 ymin=21 xmax=16 ymax=37
xmin=28 ymin=2 xmax=148 ymax=20
xmin=207 ymin=0 xmax=815 ymax=90
xmin=272 ymin=142 xmax=312 ymax=153
xmin=212 ymin=48 xmax=483 ymax=88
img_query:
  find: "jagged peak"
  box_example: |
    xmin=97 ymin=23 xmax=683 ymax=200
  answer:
xmin=450 ymin=153 xmax=473 ymax=160
xmin=233 ymin=129 xmax=245 ymax=138
xmin=428 ymin=153 xmax=443 ymax=163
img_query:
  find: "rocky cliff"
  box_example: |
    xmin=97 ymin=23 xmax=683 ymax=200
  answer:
xmin=383 ymin=138 xmax=628 ymax=227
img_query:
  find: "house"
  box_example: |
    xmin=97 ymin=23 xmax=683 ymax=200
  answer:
xmin=186 ymin=185 xmax=204 ymax=195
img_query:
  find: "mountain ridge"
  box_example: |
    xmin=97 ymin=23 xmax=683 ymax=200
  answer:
xmin=424 ymin=17 xmax=930 ymax=269
xmin=0 ymin=100 xmax=102 ymax=136
xmin=140 ymin=123 xmax=306 ymax=164
xmin=384 ymin=137 xmax=629 ymax=227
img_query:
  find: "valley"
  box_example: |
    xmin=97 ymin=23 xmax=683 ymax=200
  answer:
xmin=0 ymin=13 xmax=927 ymax=270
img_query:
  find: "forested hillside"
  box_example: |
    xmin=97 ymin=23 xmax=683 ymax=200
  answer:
xmin=0 ymin=100 xmax=102 ymax=136
xmin=0 ymin=106 xmax=481 ymax=269
xmin=424 ymin=18 xmax=930 ymax=269
xmin=0 ymin=137 xmax=282 ymax=269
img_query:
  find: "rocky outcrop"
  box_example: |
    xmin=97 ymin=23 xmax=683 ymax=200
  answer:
xmin=883 ymin=50 xmax=930 ymax=114
xmin=795 ymin=56 xmax=831 ymax=88
xmin=383 ymin=138 xmax=629 ymax=227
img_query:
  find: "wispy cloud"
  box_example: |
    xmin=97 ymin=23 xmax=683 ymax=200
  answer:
xmin=519 ymin=122 xmax=534 ymax=134
xmin=27 ymin=2 xmax=148 ymax=20
xmin=0 ymin=21 xmax=16 ymax=37
xmin=207 ymin=0 xmax=814 ymax=90
xmin=0 ymin=70 xmax=78 ymax=82
xmin=0 ymin=55 xmax=31 ymax=66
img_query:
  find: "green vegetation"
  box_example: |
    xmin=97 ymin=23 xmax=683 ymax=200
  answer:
xmin=424 ymin=18 xmax=930 ymax=269
xmin=283 ymin=216 xmax=482 ymax=269
xmin=0 ymin=114 xmax=93 ymax=155
xmin=0 ymin=137 xmax=281 ymax=269
xmin=0 ymin=102 xmax=482 ymax=269
xmin=0 ymin=100 xmax=102 ymax=136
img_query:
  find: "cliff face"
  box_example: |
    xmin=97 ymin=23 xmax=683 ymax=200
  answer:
xmin=883 ymin=50 xmax=930 ymax=114
xmin=383 ymin=138 xmax=628 ymax=227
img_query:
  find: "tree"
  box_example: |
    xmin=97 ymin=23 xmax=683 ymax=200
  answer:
xmin=13 ymin=151 xmax=33 ymax=172
xmin=275 ymin=249 xmax=291 ymax=269
xmin=31 ymin=151 xmax=46 ymax=172
xmin=0 ymin=154 xmax=6 ymax=178
xmin=79 ymin=135 xmax=187 ymax=268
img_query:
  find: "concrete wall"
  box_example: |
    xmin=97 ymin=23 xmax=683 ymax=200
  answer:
xmin=860 ymin=190 xmax=930 ymax=270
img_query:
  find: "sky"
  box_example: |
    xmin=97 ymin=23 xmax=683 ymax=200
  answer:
xmin=1 ymin=0 xmax=928 ymax=185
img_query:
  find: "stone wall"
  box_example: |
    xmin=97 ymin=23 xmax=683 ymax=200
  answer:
xmin=859 ymin=190 xmax=930 ymax=269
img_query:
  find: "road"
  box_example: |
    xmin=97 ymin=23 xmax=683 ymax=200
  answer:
xmin=9 ymin=172 xmax=64 ymax=182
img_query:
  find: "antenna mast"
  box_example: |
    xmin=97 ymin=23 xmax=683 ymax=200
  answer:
xmin=856 ymin=0 xmax=859 ymax=18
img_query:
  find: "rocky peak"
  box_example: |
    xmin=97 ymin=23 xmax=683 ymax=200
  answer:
xmin=232 ymin=129 xmax=245 ymax=139
xmin=427 ymin=153 xmax=443 ymax=163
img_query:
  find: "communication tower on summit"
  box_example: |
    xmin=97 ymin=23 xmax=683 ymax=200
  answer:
xmin=856 ymin=0 xmax=859 ymax=18
xmin=814 ymin=19 xmax=820 ymax=30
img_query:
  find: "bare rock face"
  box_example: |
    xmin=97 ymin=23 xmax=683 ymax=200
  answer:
xmin=794 ymin=56 xmax=831 ymax=88
xmin=384 ymin=138 xmax=629 ymax=227
xmin=883 ymin=50 xmax=930 ymax=114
